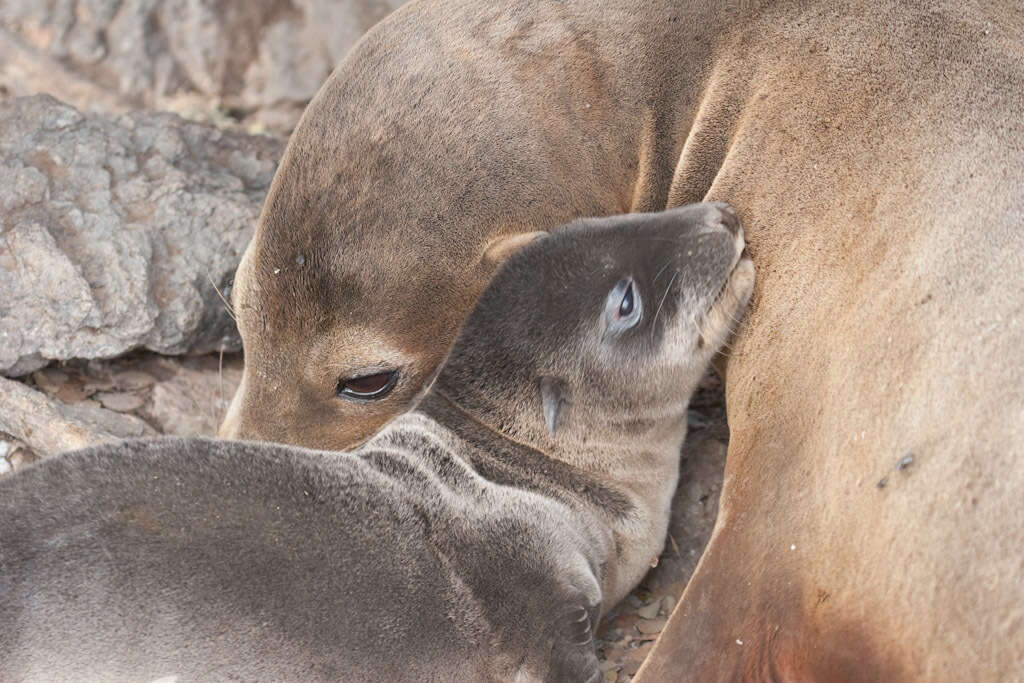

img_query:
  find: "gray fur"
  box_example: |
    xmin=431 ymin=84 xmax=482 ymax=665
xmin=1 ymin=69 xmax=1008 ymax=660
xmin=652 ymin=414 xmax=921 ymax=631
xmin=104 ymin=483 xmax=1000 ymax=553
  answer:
xmin=0 ymin=203 xmax=752 ymax=682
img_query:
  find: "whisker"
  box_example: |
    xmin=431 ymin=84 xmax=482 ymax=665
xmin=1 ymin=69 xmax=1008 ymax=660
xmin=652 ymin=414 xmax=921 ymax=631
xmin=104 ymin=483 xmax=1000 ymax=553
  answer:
xmin=218 ymin=344 xmax=225 ymax=417
xmin=207 ymin=272 xmax=237 ymax=325
xmin=652 ymin=259 xmax=674 ymax=283
xmin=650 ymin=271 xmax=678 ymax=340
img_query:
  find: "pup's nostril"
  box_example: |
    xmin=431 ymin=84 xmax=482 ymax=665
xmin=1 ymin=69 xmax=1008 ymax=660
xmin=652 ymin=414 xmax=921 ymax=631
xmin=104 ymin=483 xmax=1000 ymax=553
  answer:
xmin=702 ymin=201 xmax=741 ymax=236
xmin=717 ymin=206 xmax=741 ymax=236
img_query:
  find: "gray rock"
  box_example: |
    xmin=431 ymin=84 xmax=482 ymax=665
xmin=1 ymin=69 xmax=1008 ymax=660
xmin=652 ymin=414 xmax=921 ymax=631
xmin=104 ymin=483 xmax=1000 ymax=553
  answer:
xmin=0 ymin=95 xmax=283 ymax=376
xmin=0 ymin=375 xmax=155 ymax=457
xmin=0 ymin=0 xmax=406 ymax=134
xmin=635 ymin=602 xmax=661 ymax=620
xmin=634 ymin=618 xmax=667 ymax=635
xmin=141 ymin=354 xmax=243 ymax=437
xmin=95 ymin=391 xmax=145 ymax=413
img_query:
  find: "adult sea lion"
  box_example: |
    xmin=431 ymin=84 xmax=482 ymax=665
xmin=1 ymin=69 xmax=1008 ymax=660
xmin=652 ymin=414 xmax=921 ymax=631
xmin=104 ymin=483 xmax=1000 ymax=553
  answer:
xmin=0 ymin=203 xmax=753 ymax=681
xmin=221 ymin=0 xmax=1024 ymax=679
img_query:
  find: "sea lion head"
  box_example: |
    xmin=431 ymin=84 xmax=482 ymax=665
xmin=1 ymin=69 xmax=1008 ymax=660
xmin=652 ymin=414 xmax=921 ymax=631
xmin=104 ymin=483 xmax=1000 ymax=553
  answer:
xmin=216 ymin=0 xmax=623 ymax=448
xmin=431 ymin=201 xmax=753 ymax=459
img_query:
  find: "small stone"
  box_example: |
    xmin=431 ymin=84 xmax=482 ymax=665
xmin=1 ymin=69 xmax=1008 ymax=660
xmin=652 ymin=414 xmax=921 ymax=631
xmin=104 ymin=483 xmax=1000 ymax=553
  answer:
xmin=113 ymin=370 xmax=157 ymax=391
xmin=32 ymin=368 xmax=69 ymax=394
xmin=659 ymin=595 xmax=676 ymax=616
xmin=635 ymin=618 xmax=667 ymax=635
xmin=603 ymin=670 xmax=618 ymax=683
xmin=95 ymin=391 xmax=146 ymax=412
xmin=82 ymin=378 xmax=115 ymax=393
xmin=626 ymin=595 xmax=644 ymax=609
xmin=56 ymin=383 xmax=90 ymax=402
xmin=635 ymin=602 xmax=661 ymax=620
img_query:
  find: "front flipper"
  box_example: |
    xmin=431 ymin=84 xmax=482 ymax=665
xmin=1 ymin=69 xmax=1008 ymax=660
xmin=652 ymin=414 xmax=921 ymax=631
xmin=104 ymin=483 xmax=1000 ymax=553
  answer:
xmin=547 ymin=604 xmax=602 ymax=683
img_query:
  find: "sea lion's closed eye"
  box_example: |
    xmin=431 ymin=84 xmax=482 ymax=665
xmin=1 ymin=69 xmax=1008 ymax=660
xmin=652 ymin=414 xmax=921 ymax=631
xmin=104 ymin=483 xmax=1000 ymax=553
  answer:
xmin=337 ymin=370 xmax=399 ymax=401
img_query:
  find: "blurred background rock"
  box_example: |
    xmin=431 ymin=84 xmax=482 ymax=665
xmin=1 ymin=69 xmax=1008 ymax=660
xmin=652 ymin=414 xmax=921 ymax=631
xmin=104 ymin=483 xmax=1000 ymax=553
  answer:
xmin=0 ymin=0 xmax=405 ymax=135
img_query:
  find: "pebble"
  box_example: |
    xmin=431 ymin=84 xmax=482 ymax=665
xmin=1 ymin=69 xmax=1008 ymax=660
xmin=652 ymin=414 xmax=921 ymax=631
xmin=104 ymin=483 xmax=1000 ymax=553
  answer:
xmin=56 ymin=384 xmax=90 ymax=402
xmin=659 ymin=595 xmax=676 ymax=616
xmin=603 ymin=670 xmax=618 ymax=683
xmin=635 ymin=618 xmax=667 ymax=635
xmin=95 ymin=391 xmax=146 ymax=412
xmin=635 ymin=602 xmax=661 ymax=620
xmin=113 ymin=370 xmax=157 ymax=391
xmin=32 ymin=368 xmax=69 ymax=394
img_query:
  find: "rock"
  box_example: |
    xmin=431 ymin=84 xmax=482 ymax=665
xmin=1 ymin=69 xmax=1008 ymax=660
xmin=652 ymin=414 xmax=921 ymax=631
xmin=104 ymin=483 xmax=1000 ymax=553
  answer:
xmin=659 ymin=595 xmax=676 ymax=616
xmin=0 ymin=375 xmax=155 ymax=457
xmin=141 ymin=354 xmax=243 ymax=437
xmin=112 ymin=370 xmax=157 ymax=391
xmin=30 ymin=368 xmax=68 ymax=395
xmin=634 ymin=618 xmax=667 ymax=635
xmin=0 ymin=95 xmax=283 ymax=377
xmin=95 ymin=391 xmax=145 ymax=413
xmin=635 ymin=602 xmax=661 ymax=620
xmin=0 ymin=0 xmax=407 ymax=134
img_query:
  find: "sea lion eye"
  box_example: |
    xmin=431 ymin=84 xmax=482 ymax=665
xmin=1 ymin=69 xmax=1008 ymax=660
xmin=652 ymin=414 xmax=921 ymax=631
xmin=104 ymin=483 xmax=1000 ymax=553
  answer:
xmin=619 ymin=283 xmax=635 ymax=317
xmin=605 ymin=277 xmax=642 ymax=332
xmin=337 ymin=370 xmax=399 ymax=401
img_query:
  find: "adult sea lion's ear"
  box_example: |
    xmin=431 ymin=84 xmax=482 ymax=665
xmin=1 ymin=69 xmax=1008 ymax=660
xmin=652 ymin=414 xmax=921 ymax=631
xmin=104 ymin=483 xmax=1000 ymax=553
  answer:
xmin=482 ymin=231 xmax=547 ymax=267
xmin=539 ymin=377 xmax=563 ymax=437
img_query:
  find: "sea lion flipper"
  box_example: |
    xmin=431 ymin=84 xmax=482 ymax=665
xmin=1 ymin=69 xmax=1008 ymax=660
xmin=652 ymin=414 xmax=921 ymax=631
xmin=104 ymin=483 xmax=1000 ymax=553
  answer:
xmin=548 ymin=603 xmax=602 ymax=682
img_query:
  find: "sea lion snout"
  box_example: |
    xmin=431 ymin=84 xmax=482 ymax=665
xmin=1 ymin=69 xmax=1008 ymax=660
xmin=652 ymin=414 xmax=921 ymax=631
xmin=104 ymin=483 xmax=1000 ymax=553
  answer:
xmin=702 ymin=200 xmax=742 ymax=236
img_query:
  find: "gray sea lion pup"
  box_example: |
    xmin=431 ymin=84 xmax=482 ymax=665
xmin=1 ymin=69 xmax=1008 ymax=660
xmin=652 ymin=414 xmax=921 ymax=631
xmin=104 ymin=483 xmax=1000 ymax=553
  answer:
xmin=0 ymin=202 xmax=752 ymax=682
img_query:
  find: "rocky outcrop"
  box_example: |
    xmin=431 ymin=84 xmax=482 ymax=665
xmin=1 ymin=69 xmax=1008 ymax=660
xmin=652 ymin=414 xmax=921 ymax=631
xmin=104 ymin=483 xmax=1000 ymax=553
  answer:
xmin=0 ymin=95 xmax=283 ymax=376
xmin=0 ymin=0 xmax=406 ymax=133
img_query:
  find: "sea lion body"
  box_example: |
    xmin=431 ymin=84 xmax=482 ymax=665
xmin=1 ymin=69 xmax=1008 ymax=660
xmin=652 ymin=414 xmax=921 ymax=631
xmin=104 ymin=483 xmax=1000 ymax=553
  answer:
xmin=1 ymin=428 xmax=595 ymax=682
xmin=1 ymin=203 xmax=753 ymax=681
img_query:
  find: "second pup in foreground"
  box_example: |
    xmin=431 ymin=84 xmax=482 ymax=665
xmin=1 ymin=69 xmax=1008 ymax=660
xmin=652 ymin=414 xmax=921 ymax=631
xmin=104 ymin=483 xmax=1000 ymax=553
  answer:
xmin=1 ymin=202 xmax=752 ymax=682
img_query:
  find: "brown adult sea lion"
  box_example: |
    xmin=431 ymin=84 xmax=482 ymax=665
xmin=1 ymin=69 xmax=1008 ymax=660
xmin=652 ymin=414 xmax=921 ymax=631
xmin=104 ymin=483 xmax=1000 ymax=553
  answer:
xmin=222 ymin=0 xmax=1024 ymax=679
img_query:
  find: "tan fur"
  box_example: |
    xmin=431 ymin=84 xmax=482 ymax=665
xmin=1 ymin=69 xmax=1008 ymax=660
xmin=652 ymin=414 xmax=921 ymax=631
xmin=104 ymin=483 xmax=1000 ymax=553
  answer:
xmin=224 ymin=0 xmax=1024 ymax=678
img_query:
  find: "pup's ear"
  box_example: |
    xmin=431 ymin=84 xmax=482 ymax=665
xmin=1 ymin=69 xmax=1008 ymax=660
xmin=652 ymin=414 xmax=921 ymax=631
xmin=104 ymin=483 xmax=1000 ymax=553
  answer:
xmin=539 ymin=377 xmax=564 ymax=437
xmin=482 ymin=231 xmax=547 ymax=267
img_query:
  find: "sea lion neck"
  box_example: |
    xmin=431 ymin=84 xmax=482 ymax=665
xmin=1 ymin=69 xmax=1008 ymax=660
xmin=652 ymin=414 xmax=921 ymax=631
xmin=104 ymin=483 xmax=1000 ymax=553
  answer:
xmin=416 ymin=391 xmax=635 ymax=522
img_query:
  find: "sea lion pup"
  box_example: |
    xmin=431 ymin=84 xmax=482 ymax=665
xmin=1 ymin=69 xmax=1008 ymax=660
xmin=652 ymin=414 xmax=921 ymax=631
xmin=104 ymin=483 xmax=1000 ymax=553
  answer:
xmin=0 ymin=202 xmax=752 ymax=682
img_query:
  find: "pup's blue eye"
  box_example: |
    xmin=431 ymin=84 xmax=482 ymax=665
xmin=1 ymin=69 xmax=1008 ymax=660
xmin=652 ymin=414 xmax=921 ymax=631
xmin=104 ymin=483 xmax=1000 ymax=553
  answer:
xmin=618 ymin=283 xmax=635 ymax=318
xmin=605 ymin=277 xmax=642 ymax=333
